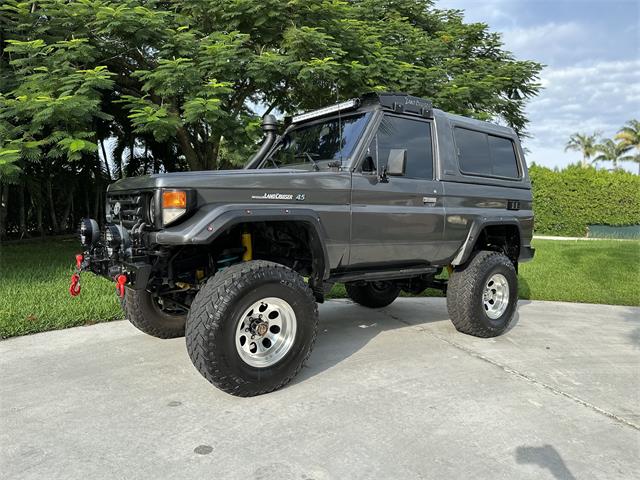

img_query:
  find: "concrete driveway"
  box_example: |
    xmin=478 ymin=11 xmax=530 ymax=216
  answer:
xmin=1 ymin=298 xmax=639 ymax=480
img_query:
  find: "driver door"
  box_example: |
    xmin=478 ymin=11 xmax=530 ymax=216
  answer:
xmin=349 ymin=114 xmax=445 ymax=267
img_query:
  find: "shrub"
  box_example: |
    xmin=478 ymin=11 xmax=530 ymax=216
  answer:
xmin=529 ymin=165 xmax=640 ymax=237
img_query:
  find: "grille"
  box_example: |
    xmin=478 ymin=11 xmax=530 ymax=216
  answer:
xmin=106 ymin=193 xmax=147 ymax=229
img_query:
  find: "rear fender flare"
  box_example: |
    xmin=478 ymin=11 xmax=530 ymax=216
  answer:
xmin=451 ymin=218 xmax=523 ymax=266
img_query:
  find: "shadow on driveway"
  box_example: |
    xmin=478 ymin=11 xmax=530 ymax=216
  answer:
xmin=516 ymin=445 xmax=577 ymax=480
xmin=292 ymin=299 xmax=450 ymax=385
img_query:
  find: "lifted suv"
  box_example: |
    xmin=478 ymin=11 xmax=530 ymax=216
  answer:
xmin=74 ymin=92 xmax=534 ymax=396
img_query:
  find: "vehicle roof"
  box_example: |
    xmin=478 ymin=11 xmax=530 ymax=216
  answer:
xmin=287 ymin=92 xmax=517 ymax=138
xmin=364 ymin=92 xmax=516 ymax=137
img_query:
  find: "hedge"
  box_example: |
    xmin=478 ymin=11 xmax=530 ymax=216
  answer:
xmin=529 ymin=165 xmax=640 ymax=237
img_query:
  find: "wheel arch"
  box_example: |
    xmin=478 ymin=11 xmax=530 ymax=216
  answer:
xmin=451 ymin=219 xmax=522 ymax=266
xmin=200 ymin=208 xmax=331 ymax=282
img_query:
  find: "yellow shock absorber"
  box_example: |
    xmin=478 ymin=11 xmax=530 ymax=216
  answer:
xmin=241 ymin=228 xmax=253 ymax=261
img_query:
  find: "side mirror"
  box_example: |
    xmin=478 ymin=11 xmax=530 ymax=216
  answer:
xmin=362 ymin=155 xmax=375 ymax=173
xmin=387 ymin=149 xmax=407 ymax=176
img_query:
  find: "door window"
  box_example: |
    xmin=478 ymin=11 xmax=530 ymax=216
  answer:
xmin=367 ymin=116 xmax=434 ymax=179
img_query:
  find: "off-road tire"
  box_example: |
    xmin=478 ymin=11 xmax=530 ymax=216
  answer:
xmin=185 ymin=260 xmax=319 ymax=397
xmin=123 ymin=289 xmax=186 ymax=339
xmin=345 ymin=281 xmax=401 ymax=308
xmin=447 ymin=250 xmax=518 ymax=338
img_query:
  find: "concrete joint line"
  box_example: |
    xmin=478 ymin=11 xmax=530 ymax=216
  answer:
xmin=380 ymin=309 xmax=640 ymax=432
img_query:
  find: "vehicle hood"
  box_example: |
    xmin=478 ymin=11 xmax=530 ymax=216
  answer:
xmin=107 ymin=168 xmax=307 ymax=193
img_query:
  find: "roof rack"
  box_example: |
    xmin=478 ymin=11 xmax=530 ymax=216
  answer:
xmin=362 ymin=92 xmax=433 ymax=117
xmin=287 ymin=91 xmax=434 ymax=124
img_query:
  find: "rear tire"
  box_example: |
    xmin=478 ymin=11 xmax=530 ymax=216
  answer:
xmin=345 ymin=281 xmax=400 ymax=308
xmin=124 ymin=289 xmax=186 ymax=339
xmin=185 ymin=261 xmax=319 ymax=397
xmin=446 ymin=250 xmax=518 ymax=338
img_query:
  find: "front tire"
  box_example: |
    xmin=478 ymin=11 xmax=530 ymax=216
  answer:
xmin=345 ymin=281 xmax=400 ymax=308
xmin=185 ymin=261 xmax=319 ymax=397
xmin=446 ymin=251 xmax=518 ymax=338
xmin=123 ymin=289 xmax=186 ymax=339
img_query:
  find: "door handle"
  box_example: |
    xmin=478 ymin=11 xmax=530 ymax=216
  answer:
xmin=422 ymin=196 xmax=437 ymax=205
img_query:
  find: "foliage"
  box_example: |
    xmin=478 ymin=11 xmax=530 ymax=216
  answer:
xmin=529 ymin=164 xmax=640 ymax=237
xmin=593 ymin=138 xmax=632 ymax=169
xmin=1 ymin=0 xmax=542 ymax=174
xmin=564 ymin=132 xmax=599 ymax=168
xmin=615 ymin=119 xmax=640 ymax=172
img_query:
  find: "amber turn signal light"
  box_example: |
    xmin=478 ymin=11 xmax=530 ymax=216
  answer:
xmin=162 ymin=190 xmax=187 ymax=209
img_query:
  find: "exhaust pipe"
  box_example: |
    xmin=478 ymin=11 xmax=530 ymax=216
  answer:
xmin=244 ymin=114 xmax=278 ymax=169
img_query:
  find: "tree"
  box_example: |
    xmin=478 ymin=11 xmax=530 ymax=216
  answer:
xmin=593 ymin=139 xmax=632 ymax=170
xmin=565 ymin=133 xmax=599 ymax=168
xmin=2 ymin=0 xmax=542 ymax=172
xmin=0 ymin=0 xmax=543 ymax=238
xmin=615 ymin=119 xmax=640 ymax=173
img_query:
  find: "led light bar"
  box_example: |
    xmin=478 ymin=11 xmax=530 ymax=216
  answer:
xmin=292 ymin=99 xmax=359 ymax=123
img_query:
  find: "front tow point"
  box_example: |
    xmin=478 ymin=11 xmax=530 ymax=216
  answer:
xmin=69 ymin=253 xmax=84 ymax=297
xmin=115 ymin=274 xmax=127 ymax=298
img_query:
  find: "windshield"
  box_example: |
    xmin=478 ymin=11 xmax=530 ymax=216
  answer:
xmin=263 ymin=113 xmax=370 ymax=169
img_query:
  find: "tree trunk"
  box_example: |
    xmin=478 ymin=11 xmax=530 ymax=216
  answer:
xmin=93 ymin=185 xmax=100 ymax=219
xmin=100 ymin=138 xmax=112 ymax=181
xmin=60 ymin=186 xmax=76 ymax=232
xmin=47 ymin=180 xmax=59 ymax=233
xmin=34 ymin=196 xmax=44 ymax=237
xmin=18 ymin=183 xmax=27 ymax=239
xmin=176 ymin=127 xmax=202 ymax=170
xmin=0 ymin=184 xmax=8 ymax=241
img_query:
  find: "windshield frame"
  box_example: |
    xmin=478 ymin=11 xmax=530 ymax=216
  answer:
xmin=260 ymin=111 xmax=373 ymax=171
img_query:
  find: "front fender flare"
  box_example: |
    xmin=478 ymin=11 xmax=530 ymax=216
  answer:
xmin=150 ymin=204 xmax=331 ymax=280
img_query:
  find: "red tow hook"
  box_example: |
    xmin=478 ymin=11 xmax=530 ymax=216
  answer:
xmin=69 ymin=273 xmax=81 ymax=296
xmin=115 ymin=274 xmax=127 ymax=298
xmin=69 ymin=254 xmax=84 ymax=297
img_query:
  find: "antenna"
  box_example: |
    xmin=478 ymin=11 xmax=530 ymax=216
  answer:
xmin=337 ymin=83 xmax=343 ymax=168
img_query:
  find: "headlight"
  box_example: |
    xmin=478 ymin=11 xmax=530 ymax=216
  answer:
xmin=147 ymin=198 xmax=156 ymax=224
xmin=161 ymin=189 xmax=195 ymax=226
xmin=104 ymin=224 xmax=130 ymax=257
xmin=79 ymin=218 xmax=99 ymax=247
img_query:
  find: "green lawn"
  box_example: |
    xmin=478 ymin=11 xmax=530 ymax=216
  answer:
xmin=1 ymin=238 xmax=638 ymax=339
xmin=0 ymin=238 xmax=124 ymax=338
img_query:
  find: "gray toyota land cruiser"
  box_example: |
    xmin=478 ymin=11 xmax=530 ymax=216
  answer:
xmin=73 ymin=92 xmax=534 ymax=396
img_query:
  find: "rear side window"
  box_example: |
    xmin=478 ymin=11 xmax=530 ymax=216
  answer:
xmin=454 ymin=127 xmax=520 ymax=179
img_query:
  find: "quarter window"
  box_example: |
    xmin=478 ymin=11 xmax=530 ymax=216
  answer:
xmin=454 ymin=127 xmax=520 ymax=179
xmin=369 ymin=116 xmax=434 ymax=179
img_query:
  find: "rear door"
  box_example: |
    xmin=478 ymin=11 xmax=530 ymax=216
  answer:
xmin=349 ymin=114 xmax=445 ymax=267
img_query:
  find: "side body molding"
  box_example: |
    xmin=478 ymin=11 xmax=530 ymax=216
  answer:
xmin=149 ymin=204 xmax=332 ymax=281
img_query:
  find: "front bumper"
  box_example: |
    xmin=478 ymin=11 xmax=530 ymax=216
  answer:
xmin=82 ymin=251 xmax=152 ymax=290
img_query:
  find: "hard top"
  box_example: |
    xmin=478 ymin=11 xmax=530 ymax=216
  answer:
xmin=289 ymin=91 xmax=516 ymax=137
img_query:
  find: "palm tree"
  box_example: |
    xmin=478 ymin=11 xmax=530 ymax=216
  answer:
xmin=565 ymin=133 xmax=599 ymax=168
xmin=593 ymin=139 xmax=632 ymax=170
xmin=615 ymin=119 xmax=640 ymax=173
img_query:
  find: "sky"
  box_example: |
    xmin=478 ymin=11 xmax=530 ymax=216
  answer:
xmin=438 ymin=0 xmax=640 ymax=171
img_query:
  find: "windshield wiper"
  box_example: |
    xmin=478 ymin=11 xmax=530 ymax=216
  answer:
xmin=295 ymin=152 xmax=320 ymax=171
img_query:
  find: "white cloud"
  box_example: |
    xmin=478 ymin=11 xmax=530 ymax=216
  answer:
xmin=501 ymin=22 xmax=589 ymax=64
xmin=523 ymin=59 xmax=640 ymax=170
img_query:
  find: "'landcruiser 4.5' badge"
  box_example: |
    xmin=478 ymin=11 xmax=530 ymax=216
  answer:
xmin=251 ymin=193 xmax=305 ymax=201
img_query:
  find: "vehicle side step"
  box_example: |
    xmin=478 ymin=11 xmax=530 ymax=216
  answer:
xmin=329 ymin=266 xmax=438 ymax=284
